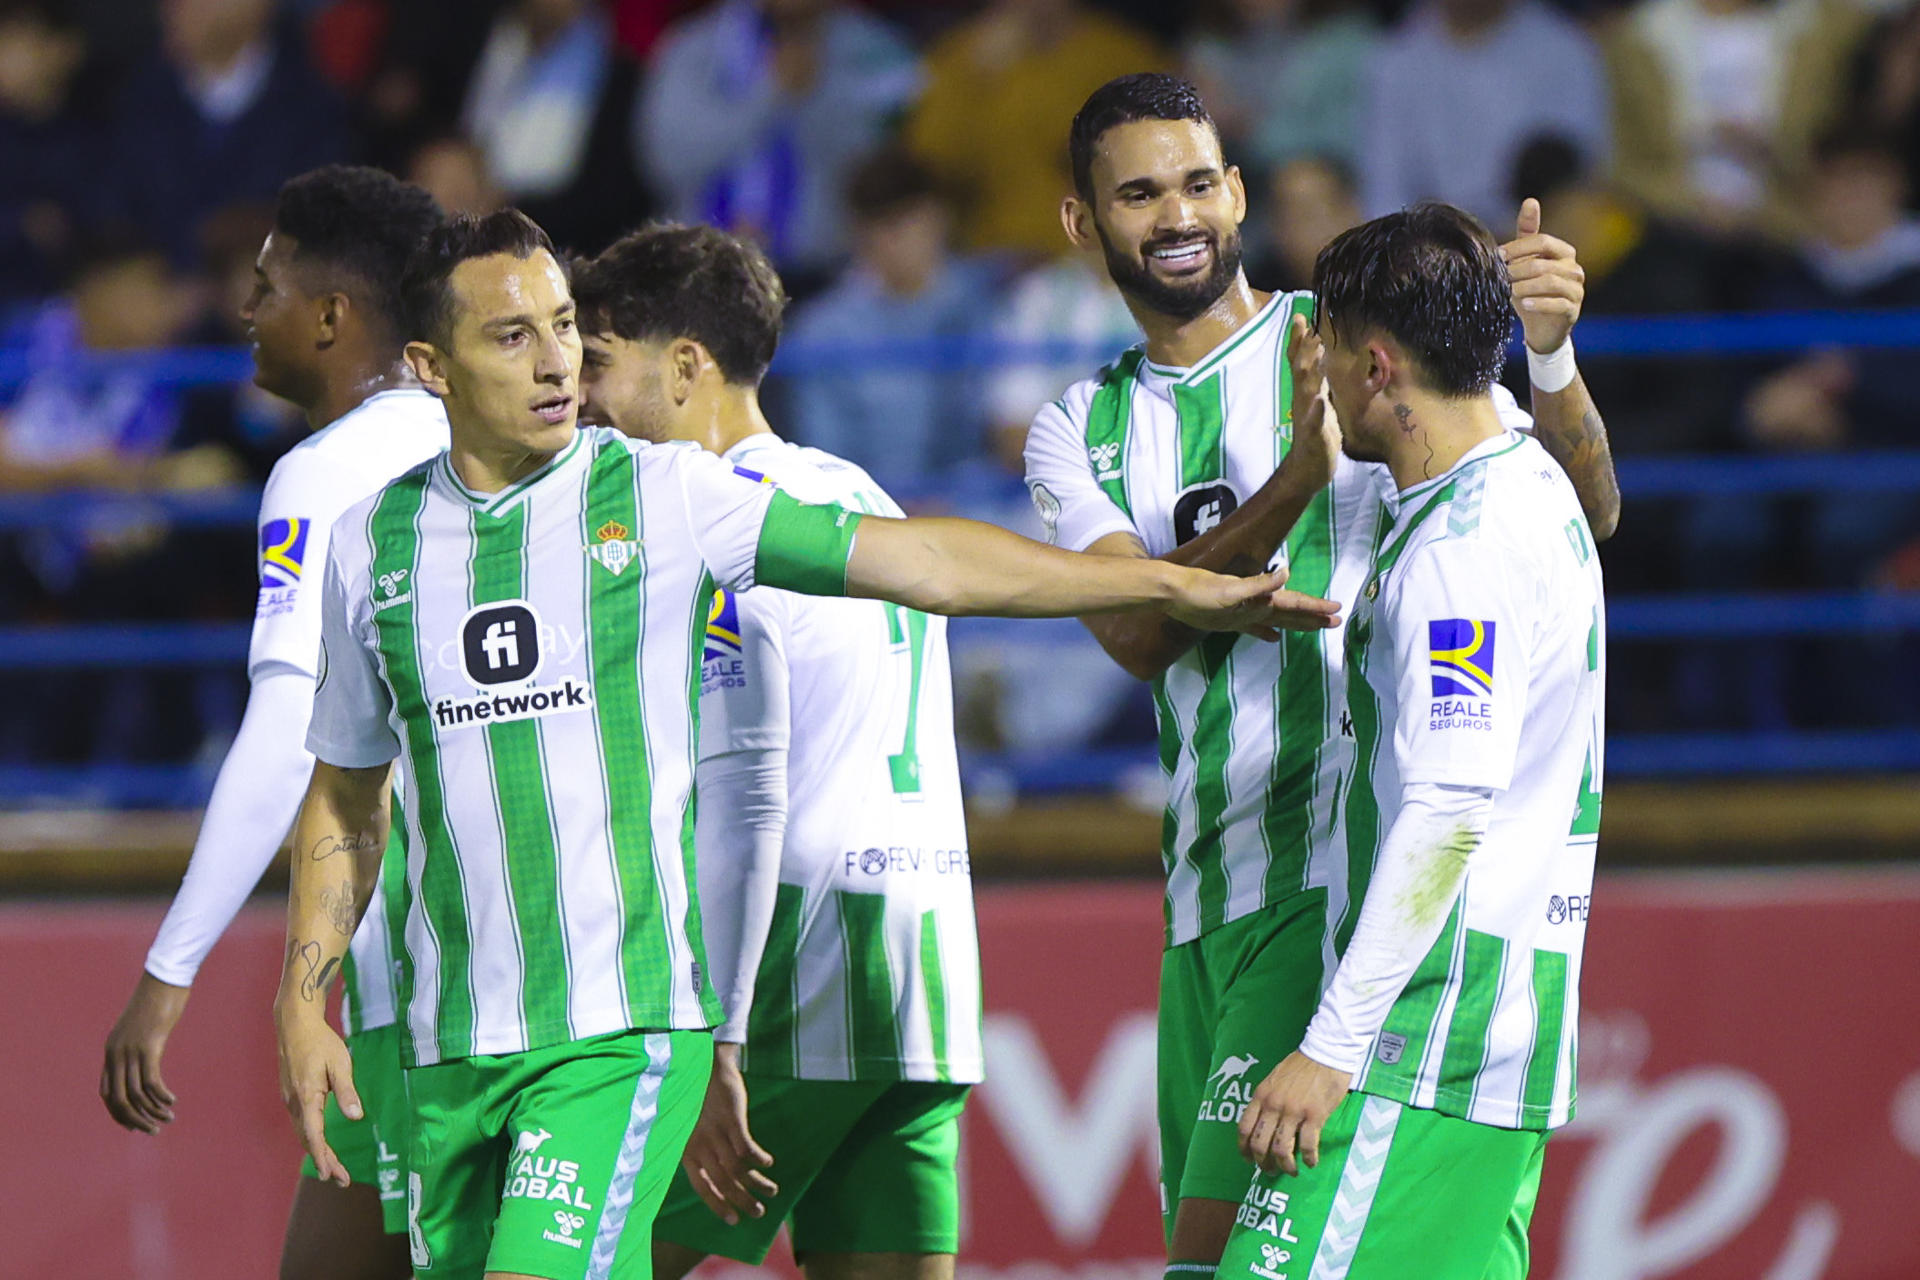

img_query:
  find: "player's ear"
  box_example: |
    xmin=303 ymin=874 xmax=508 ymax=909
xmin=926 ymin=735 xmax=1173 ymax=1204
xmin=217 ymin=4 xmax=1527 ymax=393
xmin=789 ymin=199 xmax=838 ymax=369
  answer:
xmin=669 ymin=339 xmax=701 ymax=404
xmin=1061 ymin=195 xmax=1095 ymax=250
xmin=1226 ymin=165 xmax=1248 ymax=226
xmin=404 ymin=340 xmax=450 ymax=398
xmin=1366 ymin=340 xmax=1394 ymax=395
xmin=314 ymin=292 xmax=349 ymax=349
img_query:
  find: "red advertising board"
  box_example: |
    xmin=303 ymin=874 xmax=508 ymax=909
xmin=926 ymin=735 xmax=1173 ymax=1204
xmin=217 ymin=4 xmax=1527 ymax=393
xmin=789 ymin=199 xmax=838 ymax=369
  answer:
xmin=4 ymin=870 xmax=1918 ymax=1277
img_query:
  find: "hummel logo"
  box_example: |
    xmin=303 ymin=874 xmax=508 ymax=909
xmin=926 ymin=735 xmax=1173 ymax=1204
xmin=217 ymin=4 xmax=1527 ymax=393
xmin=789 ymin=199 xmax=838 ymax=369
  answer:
xmin=378 ymin=570 xmax=409 ymax=598
xmin=1088 ymin=442 xmax=1123 ymax=480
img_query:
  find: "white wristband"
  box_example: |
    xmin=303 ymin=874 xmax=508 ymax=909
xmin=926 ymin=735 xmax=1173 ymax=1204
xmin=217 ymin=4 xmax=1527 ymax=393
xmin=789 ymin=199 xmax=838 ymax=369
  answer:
xmin=1526 ymin=337 xmax=1577 ymax=394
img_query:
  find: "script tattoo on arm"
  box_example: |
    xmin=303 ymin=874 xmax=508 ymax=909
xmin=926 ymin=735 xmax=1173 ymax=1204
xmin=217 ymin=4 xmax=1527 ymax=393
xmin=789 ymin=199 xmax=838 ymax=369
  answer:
xmin=308 ymin=832 xmax=379 ymax=862
xmin=289 ymin=939 xmax=342 ymax=1003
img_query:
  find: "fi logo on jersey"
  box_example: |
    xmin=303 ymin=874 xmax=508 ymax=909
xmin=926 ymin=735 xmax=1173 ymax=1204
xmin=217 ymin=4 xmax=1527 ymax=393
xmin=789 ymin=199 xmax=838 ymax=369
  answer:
xmin=439 ymin=600 xmax=595 ymax=729
xmin=1174 ymin=483 xmax=1239 ymax=545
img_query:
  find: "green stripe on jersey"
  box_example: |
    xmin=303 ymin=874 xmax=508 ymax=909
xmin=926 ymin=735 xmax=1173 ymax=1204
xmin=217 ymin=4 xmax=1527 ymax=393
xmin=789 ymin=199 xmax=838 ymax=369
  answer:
xmin=919 ymin=909 xmax=951 ymax=1080
xmin=1436 ymin=927 xmax=1507 ymax=1109
xmin=1084 ymin=351 xmax=1143 ymax=518
xmin=682 ymin=568 xmax=719 ymax=1020
xmin=1359 ymin=898 xmax=1461 ymax=1106
xmin=470 ymin=502 xmax=571 ymax=1046
xmin=1263 ymin=487 xmax=1335 ymax=901
xmin=1173 ymin=372 xmax=1226 ymax=490
xmin=582 ymin=438 xmax=668 ymax=1022
xmin=839 ymin=890 xmax=900 ymax=1078
xmin=1188 ymin=632 xmax=1241 ymax=935
xmin=746 ymin=883 xmax=806 ymax=1076
xmin=756 ymin=490 xmax=862 ymax=596
xmin=1520 ymin=947 xmax=1569 ymax=1122
xmin=369 ymin=472 xmax=475 ymax=1060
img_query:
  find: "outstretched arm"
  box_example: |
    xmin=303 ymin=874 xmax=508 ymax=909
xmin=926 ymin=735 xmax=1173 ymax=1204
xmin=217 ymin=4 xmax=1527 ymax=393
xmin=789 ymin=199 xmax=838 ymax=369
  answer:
xmin=272 ymin=760 xmax=389 ymax=1186
xmin=844 ymin=513 xmax=1337 ymax=635
xmin=1504 ymin=197 xmax=1621 ymax=541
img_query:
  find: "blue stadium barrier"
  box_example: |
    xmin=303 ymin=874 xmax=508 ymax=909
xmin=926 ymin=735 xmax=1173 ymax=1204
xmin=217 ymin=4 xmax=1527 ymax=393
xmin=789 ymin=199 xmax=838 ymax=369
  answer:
xmin=4 ymin=311 xmax=1920 ymax=806
xmin=4 ymin=308 xmax=1920 ymax=391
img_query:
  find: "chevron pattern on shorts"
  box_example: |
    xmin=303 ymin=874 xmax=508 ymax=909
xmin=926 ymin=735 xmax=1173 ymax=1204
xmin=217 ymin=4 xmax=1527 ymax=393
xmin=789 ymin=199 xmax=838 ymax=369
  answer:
xmin=587 ymin=1033 xmax=672 ymax=1278
xmin=1309 ymin=1096 xmax=1402 ymax=1279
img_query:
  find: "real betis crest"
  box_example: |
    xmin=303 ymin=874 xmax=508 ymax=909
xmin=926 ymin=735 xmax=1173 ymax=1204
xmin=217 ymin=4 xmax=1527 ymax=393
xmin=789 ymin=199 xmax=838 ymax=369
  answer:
xmin=586 ymin=519 xmax=641 ymax=577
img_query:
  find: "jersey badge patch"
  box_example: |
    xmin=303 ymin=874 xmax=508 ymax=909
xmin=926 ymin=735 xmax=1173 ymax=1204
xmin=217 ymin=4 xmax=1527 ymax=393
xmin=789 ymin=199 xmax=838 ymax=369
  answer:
xmin=260 ymin=518 xmax=310 ymax=586
xmin=1430 ymin=619 xmax=1496 ymax=698
xmin=585 ymin=519 xmax=642 ymax=577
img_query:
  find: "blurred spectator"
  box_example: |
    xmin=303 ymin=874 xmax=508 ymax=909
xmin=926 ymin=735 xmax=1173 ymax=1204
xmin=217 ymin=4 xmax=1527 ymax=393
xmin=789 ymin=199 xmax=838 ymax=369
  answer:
xmin=354 ymin=0 xmax=505 ymax=167
xmin=1249 ymin=153 xmax=1362 ymax=292
xmin=0 ymin=233 xmax=210 ymax=496
xmin=1181 ymin=0 xmax=1377 ymax=176
xmin=463 ymin=0 xmax=651 ymax=253
xmin=1605 ymin=0 xmax=1870 ymax=242
xmin=907 ymin=0 xmax=1165 ymax=258
xmin=101 ymin=0 xmax=350 ymax=268
xmin=637 ymin=0 xmax=919 ymax=291
xmin=406 ymin=133 xmax=508 ymax=218
xmin=1843 ymin=1 xmax=1920 ymax=214
xmin=982 ymin=252 xmax=1140 ymax=472
xmin=784 ymin=147 xmax=1002 ymax=494
xmin=1509 ymin=134 xmax=1740 ymax=459
xmin=1359 ymin=0 xmax=1608 ymax=227
xmin=0 ymin=1 xmax=104 ymax=312
xmin=1745 ymin=130 xmax=1920 ymax=460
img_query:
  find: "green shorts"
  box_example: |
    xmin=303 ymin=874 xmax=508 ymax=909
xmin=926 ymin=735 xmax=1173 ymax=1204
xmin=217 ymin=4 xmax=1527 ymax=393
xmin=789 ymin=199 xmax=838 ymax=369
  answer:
xmin=1158 ymin=890 xmax=1330 ymax=1242
xmin=654 ymin=1075 xmax=969 ymax=1263
xmin=404 ymin=1027 xmax=711 ymax=1280
xmin=300 ymin=1022 xmax=410 ymax=1234
xmin=1219 ymin=1094 xmax=1547 ymax=1280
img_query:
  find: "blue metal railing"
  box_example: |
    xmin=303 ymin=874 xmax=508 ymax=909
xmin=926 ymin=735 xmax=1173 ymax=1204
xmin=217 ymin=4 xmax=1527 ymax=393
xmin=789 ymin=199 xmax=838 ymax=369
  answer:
xmin=2 ymin=312 xmax=1919 ymax=805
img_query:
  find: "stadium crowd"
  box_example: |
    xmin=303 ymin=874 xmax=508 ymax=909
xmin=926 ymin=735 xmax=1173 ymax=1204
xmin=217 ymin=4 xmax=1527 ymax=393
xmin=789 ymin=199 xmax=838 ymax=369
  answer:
xmin=2 ymin=0 xmax=1917 ymax=767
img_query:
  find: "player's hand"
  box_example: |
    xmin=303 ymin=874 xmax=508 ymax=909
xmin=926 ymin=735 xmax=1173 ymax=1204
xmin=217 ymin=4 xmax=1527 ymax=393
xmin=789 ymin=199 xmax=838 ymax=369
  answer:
xmin=275 ymin=1008 xmax=360 ymax=1187
xmin=1238 ymin=1051 xmax=1352 ymax=1176
xmin=681 ymin=1042 xmax=778 ymax=1225
xmin=1278 ymin=314 xmax=1337 ymax=492
xmin=1501 ymin=197 xmax=1585 ymax=355
xmin=1164 ymin=564 xmax=1342 ymax=639
xmin=101 ymin=972 xmax=190 ymax=1133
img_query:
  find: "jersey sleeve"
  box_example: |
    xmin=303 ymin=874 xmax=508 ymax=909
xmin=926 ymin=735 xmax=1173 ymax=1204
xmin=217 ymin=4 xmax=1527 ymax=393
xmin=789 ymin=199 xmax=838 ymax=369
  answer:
xmin=305 ymin=540 xmax=401 ymax=768
xmin=1492 ymin=382 xmax=1535 ymax=434
xmin=699 ymin=586 xmax=792 ymax=758
xmin=674 ymin=445 xmax=864 ymax=595
xmin=1021 ymin=391 xmax=1137 ymax=552
xmin=247 ymin=452 xmax=346 ymax=679
xmin=1381 ymin=536 xmax=1533 ymax=792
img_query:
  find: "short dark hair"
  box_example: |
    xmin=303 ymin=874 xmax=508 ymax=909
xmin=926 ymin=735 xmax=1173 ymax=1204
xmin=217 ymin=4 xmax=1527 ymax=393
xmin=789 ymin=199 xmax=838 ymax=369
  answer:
xmin=400 ymin=208 xmax=557 ymax=347
xmin=1069 ymin=73 xmax=1219 ymax=201
xmin=1313 ymin=202 xmax=1512 ymax=397
xmin=275 ymin=166 xmax=443 ymax=340
xmin=572 ymin=224 xmax=787 ymax=386
xmin=846 ymin=145 xmax=945 ymax=223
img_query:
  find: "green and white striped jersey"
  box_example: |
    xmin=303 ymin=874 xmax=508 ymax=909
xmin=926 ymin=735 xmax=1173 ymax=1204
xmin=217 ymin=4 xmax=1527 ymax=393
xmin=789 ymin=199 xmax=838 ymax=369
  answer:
xmin=1022 ymin=291 xmax=1535 ymax=947
xmin=1335 ymin=430 xmax=1604 ymax=1131
xmin=308 ymin=426 xmax=866 ymax=1066
xmin=699 ymin=435 xmax=982 ymax=1084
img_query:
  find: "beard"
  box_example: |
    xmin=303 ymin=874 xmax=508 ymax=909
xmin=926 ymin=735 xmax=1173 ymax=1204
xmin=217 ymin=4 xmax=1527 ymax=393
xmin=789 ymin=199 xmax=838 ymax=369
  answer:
xmin=1096 ymin=222 xmax=1244 ymax=322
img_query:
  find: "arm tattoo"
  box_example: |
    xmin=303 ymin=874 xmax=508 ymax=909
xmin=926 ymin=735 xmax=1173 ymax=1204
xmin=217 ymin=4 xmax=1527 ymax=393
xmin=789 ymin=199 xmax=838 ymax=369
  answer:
xmin=1538 ymin=405 xmax=1620 ymax=530
xmin=321 ymin=883 xmax=359 ymax=937
xmin=308 ymin=832 xmax=378 ymax=862
xmin=289 ymin=939 xmax=341 ymax=1002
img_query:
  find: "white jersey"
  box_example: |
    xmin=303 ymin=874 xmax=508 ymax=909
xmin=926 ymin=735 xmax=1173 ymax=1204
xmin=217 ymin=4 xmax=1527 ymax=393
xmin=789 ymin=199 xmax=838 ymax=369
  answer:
xmin=1023 ymin=290 xmax=1535 ymax=947
xmin=146 ymin=387 xmax=447 ymax=1036
xmin=1341 ymin=430 xmax=1604 ymax=1130
xmin=700 ymin=435 xmax=982 ymax=1084
xmin=307 ymin=426 xmax=870 ymax=1066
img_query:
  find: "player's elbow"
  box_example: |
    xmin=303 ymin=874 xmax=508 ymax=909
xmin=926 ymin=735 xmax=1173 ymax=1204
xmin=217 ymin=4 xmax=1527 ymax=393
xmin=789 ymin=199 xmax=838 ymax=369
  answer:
xmin=1588 ymin=500 xmax=1619 ymax=544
